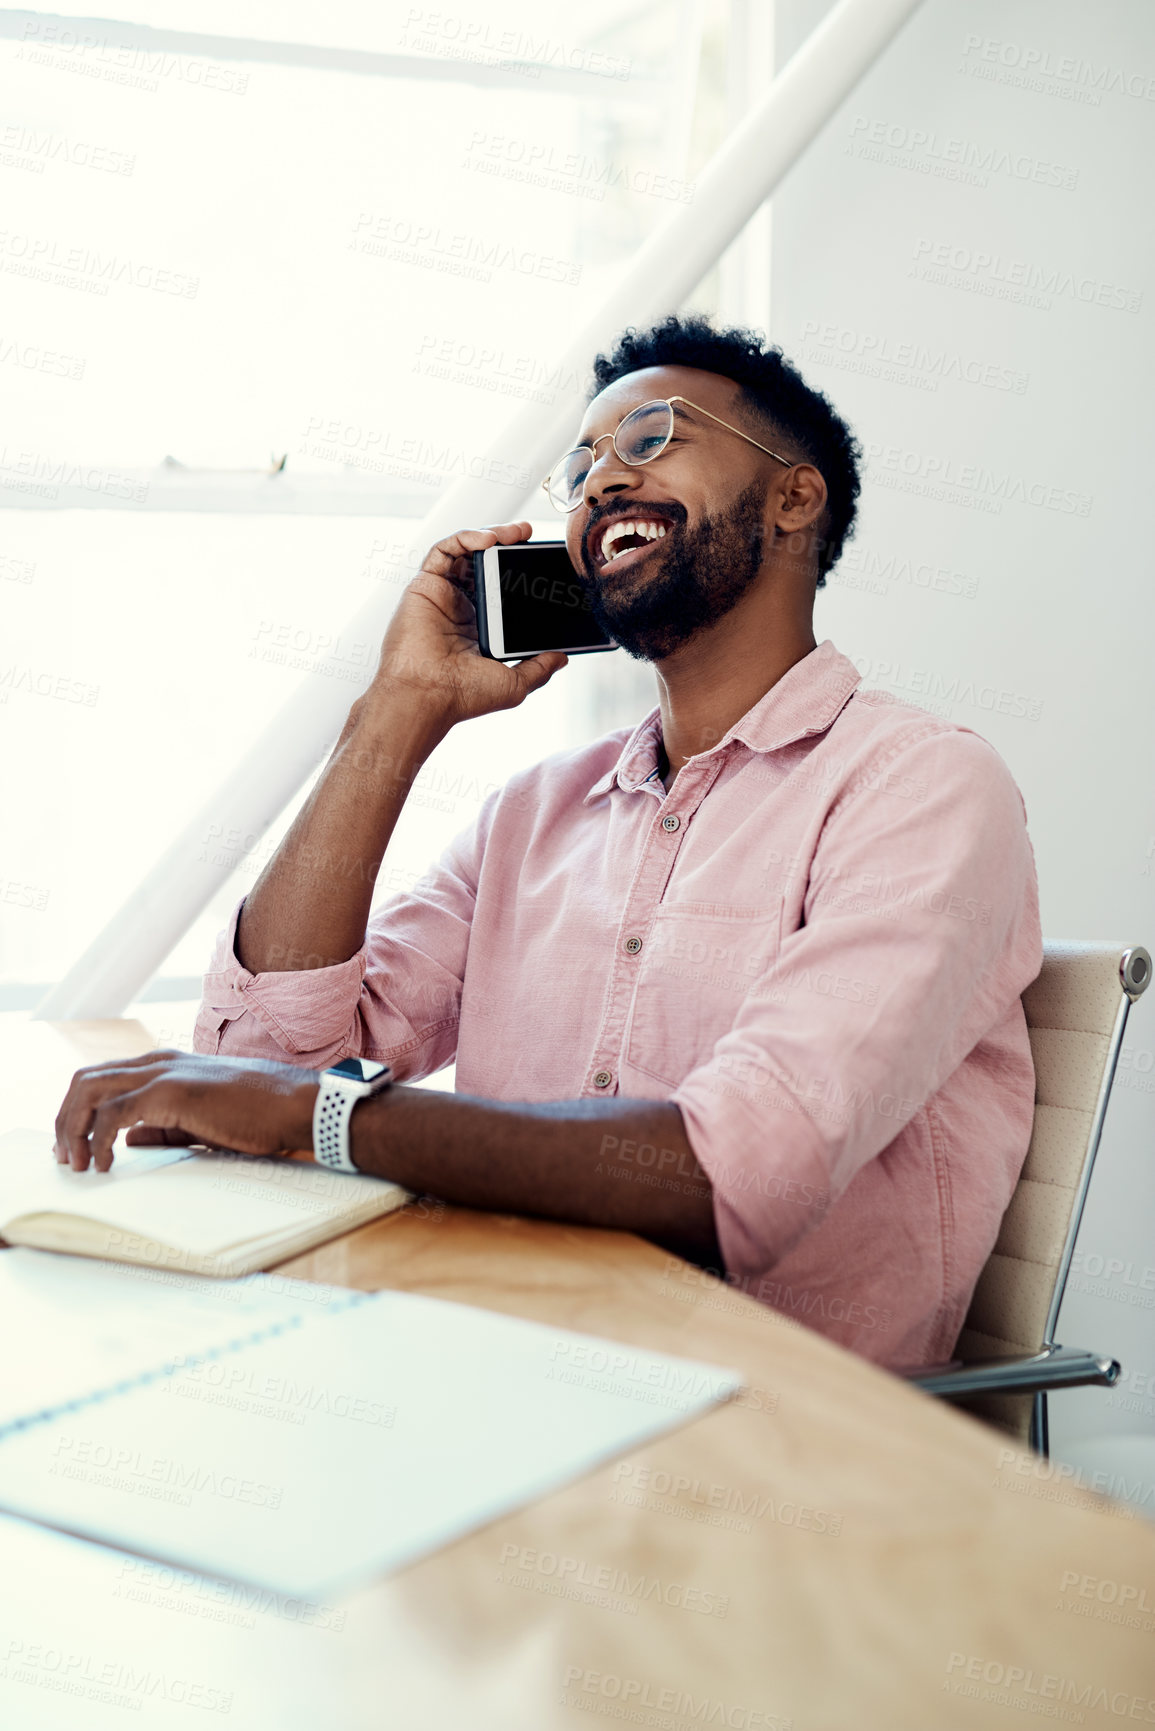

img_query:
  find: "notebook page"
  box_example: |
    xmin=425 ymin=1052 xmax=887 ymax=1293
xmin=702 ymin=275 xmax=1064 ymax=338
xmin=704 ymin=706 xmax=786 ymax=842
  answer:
xmin=0 ymin=1127 xmax=193 ymax=1226
xmin=0 ymin=1249 xmax=342 ymax=1433
xmin=1 ymin=1129 xmax=407 ymax=1257
xmin=0 ymin=1288 xmax=743 ymax=1599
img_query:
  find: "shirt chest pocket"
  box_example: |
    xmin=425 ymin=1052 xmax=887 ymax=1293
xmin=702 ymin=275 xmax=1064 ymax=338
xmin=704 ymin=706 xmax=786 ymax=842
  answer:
xmin=624 ymin=902 xmax=785 ymax=1089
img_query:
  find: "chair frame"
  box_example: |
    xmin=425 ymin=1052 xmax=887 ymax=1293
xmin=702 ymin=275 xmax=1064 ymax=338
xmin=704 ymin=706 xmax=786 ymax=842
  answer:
xmin=903 ymin=944 xmax=1151 ymax=1456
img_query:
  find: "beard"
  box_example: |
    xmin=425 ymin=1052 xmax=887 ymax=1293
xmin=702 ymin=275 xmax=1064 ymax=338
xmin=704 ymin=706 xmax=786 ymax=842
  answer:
xmin=581 ymin=478 xmax=770 ymax=662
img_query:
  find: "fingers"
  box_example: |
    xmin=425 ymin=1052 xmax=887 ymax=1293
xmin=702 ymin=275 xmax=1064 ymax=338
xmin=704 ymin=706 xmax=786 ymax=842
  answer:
xmin=88 ymin=1079 xmax=209 ymax=1172
xmin=420 ymin=521 xmax=533 ymax=583
xmin=55 ymin=1056 xmax=175 ymax=1171
xmin=88 ymin=1085 xmax=160 ymax=1173
xmin=53 ymin=1053 xmax=305 ymax=1173
xmin=509 ymin=652 xmax=569 ymax=697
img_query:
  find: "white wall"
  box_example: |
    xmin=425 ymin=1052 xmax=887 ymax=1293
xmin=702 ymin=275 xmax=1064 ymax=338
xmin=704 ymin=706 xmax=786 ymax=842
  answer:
xmin=769 ymin=0 xmax=1155 ymax=1472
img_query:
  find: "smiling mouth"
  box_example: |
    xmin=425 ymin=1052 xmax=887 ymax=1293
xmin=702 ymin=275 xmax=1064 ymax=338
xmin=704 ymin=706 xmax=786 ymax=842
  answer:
xmin=592 ymin=513 xmax=678 ymax=572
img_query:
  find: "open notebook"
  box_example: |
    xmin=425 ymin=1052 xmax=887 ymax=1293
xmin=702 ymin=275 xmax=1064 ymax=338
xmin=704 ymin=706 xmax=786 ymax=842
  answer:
xmin=0 ymin=1250 xmax=743 ymax=1598
xmin=0 ymin=1129 xmax=410 ymax=1276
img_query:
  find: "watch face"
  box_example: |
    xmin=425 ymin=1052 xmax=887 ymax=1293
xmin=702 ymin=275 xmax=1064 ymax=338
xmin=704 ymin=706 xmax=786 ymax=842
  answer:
xmin=328 ymin=1057 xmax=390 ymax=1085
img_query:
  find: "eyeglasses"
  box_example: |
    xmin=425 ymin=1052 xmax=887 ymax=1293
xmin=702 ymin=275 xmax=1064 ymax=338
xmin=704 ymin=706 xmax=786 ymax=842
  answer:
xmin=541 ymin=395 xmax=794 ymax=513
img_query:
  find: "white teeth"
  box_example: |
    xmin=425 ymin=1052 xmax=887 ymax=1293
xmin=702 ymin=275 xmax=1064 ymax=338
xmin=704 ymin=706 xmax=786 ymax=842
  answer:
xmin=600 ymin=518 xmax=670 ymax=564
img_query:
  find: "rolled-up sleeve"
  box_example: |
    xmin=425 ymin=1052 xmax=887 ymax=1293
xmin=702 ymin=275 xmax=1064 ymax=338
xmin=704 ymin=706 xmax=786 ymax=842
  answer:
xmin=192 ymin=791 xmax=498 ymax=1076
xmin=672 ymin=723 xmax=1043 ymax=1281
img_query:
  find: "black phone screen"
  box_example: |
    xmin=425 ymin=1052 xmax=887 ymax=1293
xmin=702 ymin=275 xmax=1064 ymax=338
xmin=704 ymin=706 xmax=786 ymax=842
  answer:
xmin=494 ymin=545 xmax=614 ymax=654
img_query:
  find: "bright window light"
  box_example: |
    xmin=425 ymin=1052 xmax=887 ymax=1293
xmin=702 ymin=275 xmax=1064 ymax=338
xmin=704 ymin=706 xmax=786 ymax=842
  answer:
xmin=0 ymin=2 xmax=705 ymax=1000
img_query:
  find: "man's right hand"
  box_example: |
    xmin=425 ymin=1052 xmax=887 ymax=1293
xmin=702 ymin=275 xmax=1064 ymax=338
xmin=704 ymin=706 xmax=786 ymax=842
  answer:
xmin=232 ymin=523 xmax=570 ymax=977
xmin=368 ymin=521 xmax=569 ymax=728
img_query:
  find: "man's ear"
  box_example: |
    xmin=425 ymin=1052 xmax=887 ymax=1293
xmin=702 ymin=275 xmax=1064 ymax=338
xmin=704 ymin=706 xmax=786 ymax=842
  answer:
xmin=775 ymin=463 xmax=827 ymax=534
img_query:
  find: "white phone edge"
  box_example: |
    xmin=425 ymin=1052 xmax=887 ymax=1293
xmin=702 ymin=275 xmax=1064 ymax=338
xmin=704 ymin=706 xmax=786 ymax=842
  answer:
xmin=480 ymin=544 xmax=511 ymax=659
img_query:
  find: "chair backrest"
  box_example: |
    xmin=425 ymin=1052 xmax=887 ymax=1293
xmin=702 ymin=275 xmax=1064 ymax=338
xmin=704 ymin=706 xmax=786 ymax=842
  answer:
xmin=952 ymin=942 xmax=1149 ymax=1442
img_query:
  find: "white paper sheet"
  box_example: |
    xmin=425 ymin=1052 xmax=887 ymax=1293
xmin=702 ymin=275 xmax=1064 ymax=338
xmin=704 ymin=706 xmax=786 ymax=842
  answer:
xmin=0 ymin=1510 xmax=376 ymax=1731
xmin=0 ymin=1284 xmax=743 ymax=1598
xmin=0 ymin=1248 xmax=342 ymax=1433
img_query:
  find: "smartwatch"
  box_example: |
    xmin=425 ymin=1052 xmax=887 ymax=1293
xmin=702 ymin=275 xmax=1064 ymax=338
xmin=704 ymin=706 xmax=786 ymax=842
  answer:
xmin=312 ymin=1057 xmax=392 ymax=1174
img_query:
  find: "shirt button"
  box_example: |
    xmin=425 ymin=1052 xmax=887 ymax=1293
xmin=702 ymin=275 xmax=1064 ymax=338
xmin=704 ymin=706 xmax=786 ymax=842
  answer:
xmin=624 ymin=935 xmax=643 ymax=955
xmin=661 ymin=814 xmax=681 ymax=832
xmin=592 ymin=1069 xmax=614 ymax=1088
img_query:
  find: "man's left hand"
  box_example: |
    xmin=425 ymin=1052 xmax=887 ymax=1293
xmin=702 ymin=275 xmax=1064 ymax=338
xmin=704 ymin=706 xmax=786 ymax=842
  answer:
xmin=52 ymin=1050 xmax=319 ymax=1173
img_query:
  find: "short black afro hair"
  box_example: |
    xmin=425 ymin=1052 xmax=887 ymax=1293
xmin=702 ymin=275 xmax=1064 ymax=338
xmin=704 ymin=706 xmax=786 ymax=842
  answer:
xmin=589 ymin=314 xmax=862 ymax=586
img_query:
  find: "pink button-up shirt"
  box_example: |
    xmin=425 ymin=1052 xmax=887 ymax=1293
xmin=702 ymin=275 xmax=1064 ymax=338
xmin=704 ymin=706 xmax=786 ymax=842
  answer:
xmin=194 ymin=639 xmax=1042 ymax=1370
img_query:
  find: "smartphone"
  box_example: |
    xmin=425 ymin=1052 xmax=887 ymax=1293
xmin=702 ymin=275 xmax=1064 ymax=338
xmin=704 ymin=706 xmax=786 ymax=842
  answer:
xmin=473 ymin=541 xmax=617 ymax=661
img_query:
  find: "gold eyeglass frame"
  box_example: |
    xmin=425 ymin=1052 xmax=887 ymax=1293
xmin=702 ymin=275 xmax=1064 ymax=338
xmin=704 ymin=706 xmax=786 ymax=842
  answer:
xmin=541 ymin=395 xmax=794 ymax=512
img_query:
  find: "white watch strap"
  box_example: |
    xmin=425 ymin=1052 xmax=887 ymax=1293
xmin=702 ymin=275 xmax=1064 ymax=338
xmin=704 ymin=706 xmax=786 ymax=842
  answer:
xmin=313 ymin=1079 xmax=362 ymax=1174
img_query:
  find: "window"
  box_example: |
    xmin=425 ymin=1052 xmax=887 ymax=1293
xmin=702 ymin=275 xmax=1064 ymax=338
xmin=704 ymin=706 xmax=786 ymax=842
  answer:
xmin=1 ymin=0 xmax=732 ymax=1015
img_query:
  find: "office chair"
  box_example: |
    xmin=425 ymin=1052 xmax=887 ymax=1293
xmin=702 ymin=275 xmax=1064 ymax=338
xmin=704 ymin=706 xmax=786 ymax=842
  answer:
xmin=904 ymin=942 xmax=1151 ymax=1456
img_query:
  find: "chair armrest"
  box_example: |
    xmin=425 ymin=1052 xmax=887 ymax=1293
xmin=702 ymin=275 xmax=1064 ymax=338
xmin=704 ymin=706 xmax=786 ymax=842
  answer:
xmin=899 ymin=1344 xmax=1121 ymax=1399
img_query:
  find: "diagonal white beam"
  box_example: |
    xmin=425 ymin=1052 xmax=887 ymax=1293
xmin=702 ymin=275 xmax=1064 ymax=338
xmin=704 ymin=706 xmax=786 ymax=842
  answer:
xmin=36 ymin=0 xmax=925 ymax=1020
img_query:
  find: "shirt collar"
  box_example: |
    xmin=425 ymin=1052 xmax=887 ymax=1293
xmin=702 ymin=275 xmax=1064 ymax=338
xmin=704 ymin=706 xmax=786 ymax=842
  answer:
xmin=582 ymin=639 xmax=861 ymax=805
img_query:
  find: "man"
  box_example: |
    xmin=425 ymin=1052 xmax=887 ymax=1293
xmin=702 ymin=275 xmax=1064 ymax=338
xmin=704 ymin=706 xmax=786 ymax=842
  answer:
xmin=54 ymin=316 xmax=1042 ymax=1371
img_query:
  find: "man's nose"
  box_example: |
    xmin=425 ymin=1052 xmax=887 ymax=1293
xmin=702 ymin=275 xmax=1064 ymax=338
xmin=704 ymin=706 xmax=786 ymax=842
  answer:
xmin=583 ymin=460 xmax=645 ymax=508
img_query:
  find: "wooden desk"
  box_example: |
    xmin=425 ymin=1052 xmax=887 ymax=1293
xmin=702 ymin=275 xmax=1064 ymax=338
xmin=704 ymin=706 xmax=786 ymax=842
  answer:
xmin=5 ymin=1018 xmax=1155 ymax=1729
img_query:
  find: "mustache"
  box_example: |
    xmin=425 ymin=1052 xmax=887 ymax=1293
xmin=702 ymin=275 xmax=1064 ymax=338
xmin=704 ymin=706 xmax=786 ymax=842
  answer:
xmin=581 ymin=500 xmax=688 ymax=571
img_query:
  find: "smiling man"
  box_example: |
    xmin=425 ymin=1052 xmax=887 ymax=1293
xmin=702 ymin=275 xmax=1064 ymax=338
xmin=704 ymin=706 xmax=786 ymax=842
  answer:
xmin=55 ymin=316 xmax=1042 ymax=1371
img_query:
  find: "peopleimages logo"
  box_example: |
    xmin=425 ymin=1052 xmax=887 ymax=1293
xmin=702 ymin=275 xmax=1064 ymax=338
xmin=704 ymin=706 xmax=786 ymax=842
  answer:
xmin=0 ymin=123 xmax=134 ymax=175
xmin=19 ymin=18 xmax=250 ymax=95
xmin=994 ymin=1445 xmax=1153 ymax=1514
xmin=463 ymin=130 xmax=694 ymax=203
xmin=944 ymin=1651 xmax=1155 ymax=1722
xmin=298 ymin=413 xmax=529 ymax=491
xmin=959 ymin=34 xmax=1155 ymax=104
xmin=863 ymin=439 xmax=1093 ymax=518
xmin=848 ymin=114 xmax=1079 ymax=190
xmin=496 ymin=1542 xmax=729 ymax=1617
xmin=797 ymin=319 xmax=1028 ymax=396
xmin=0 ymin=336 xmax=86 ymax=380
xmin=911 ymin=237 xmax=1141 ymax=313
xmin=0 ymin=877 xmax=50 ymax=911
xmin=412 ymin=333 xmax=582 ymax=407
xmin=349 ymin=211 xmax=582 ymax=287
xmin=0 ymin=230 xmax=198 ymax=298
xmin=559 ymin=1667 xmax=791 ymax=1728
xmin=0 ymin=448 xmax=147 ymax=504
xmin=0 ymin=1643 xmax=234 ymax=1715
xmin=113 ymin=1556 xmax=347 ymax=1632
xmin=838 ymin=544 xmax=980 ymax=600
xmin=398 ymin=10 xmax=631 ymax=80
xmin=851 ymin=655 xmax=1044 ymax=720
xmin=0 ymin=664 xmax=100 ymax=706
